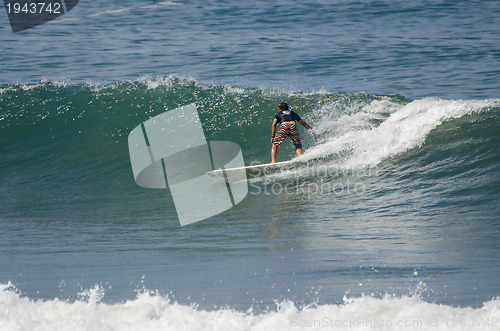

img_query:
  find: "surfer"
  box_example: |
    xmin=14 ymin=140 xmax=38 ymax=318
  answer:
xmin=271 ymin=102 xmax=312 ymax=163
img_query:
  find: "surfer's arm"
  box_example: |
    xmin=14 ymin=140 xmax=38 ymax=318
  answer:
xmin=271 ymin=118 xmax=278 ymax=141
xmin=298 ymin=119 xmax=312 ymax=130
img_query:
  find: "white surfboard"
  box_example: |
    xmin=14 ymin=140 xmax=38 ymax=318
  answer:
xmin=206 ymin=160 xmax=294 ymax=178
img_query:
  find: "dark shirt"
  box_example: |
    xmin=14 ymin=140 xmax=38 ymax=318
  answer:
xmin=274 ymin=110 xmax=301 ymax=124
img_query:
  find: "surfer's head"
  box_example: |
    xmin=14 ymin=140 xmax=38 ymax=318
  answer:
xmin=278 ymin=102 xmax=289 ymax=111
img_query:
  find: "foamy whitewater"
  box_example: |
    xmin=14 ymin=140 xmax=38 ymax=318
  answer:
xmin=2 ymin=283 xmax=500 ymax=331
xmin=301 ymin=98 xmax=500 ymax=167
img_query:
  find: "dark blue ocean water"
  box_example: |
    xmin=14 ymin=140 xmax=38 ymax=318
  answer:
xmin=2 ymin=0 xmax=500 ymax=98
xmin=1 ymin=1 xmax=500 ymax=330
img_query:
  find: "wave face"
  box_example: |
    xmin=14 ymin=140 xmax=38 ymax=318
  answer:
xmin=2 ymin=78 xmax=498 ymax=205
xmin=2 ymin=77 xmax=498 ymax=170
xmin=1 ymin=77 xmax=499 ymax=227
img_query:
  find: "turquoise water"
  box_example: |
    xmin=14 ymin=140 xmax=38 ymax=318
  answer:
xmin=1 ymin=1 xmax=500 ymax=330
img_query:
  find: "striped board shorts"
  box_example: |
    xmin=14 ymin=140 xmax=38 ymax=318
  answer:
xmin=273 ymin=122 xmax=302 ymax=149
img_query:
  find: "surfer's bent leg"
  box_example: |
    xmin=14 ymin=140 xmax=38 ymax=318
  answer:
xmin=289 ymin=123 xmax=302 ymax=150
xmin=273 ymin=123 xmax=289 ymax=147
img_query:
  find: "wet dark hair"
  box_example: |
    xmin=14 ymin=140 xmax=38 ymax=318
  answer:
xmin=278 ymin=102 xmax=289 ymax=111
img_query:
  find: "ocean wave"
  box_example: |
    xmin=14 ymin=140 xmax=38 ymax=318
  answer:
xmin=1 ymin=78 xmax=498 ymax=181
xmin=1 ymin=282 xmax=499 ymax=331
xmin=300 ymin=97 xmax=500 ymax=169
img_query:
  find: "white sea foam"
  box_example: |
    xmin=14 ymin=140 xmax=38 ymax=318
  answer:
xmin=135 ymin=74 xmax=199 ymax=90
xmin=300 ymin=98 xmax=500 ymax=169
xmin=1 ymin=283 xmax=499 ymax=331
